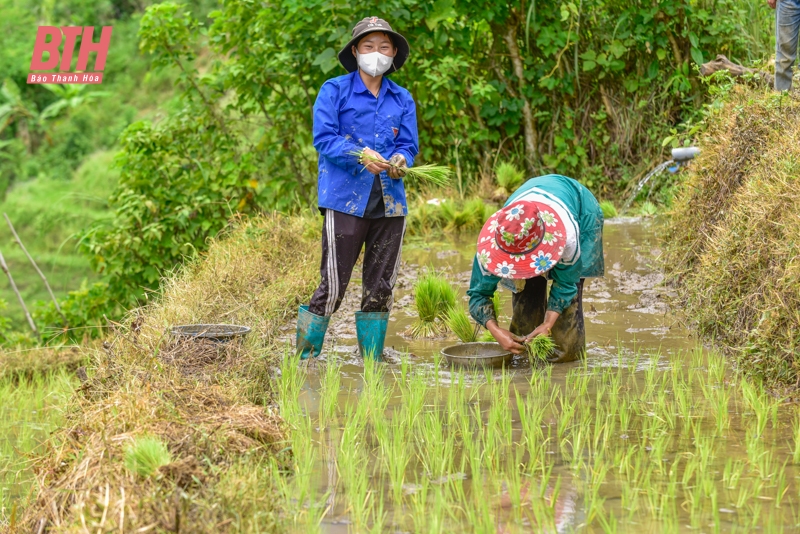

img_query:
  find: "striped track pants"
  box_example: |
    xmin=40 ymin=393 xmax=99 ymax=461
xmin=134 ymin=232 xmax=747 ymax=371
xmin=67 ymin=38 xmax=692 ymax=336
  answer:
xmin=308 ymin=209 xmax=406 ymax=317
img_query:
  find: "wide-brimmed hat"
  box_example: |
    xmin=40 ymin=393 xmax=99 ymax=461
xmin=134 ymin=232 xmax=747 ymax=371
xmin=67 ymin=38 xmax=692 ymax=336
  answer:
xmin=338 ymin=16 xmax=409 ymax=75
xmin=475 ymin=201 xmax=568 ymax=279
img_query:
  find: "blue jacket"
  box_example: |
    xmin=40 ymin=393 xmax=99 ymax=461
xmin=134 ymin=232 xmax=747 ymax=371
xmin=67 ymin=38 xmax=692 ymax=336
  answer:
xmin=313 ymin=71 xmax=419 ymax=217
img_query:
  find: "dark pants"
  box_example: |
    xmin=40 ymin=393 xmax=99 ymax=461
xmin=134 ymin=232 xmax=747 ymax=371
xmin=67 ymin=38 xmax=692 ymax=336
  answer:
xmin=309 ymin=210 xmax=406 ymax=317
xmin=509 ymin=277 xmax=586 ymax=363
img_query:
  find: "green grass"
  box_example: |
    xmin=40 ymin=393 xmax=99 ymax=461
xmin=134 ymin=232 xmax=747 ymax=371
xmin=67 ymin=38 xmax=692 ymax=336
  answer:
xmin=124 ymin=435 xmax=172 ymax=478
xmin=0 ymin=370 xmax=74 ymax=522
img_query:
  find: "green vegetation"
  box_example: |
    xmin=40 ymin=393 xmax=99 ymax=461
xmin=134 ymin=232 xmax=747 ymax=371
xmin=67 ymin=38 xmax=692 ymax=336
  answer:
xmin=411 ymin=270 xmax=457 ymax=337
xmin=124 ymin=435 xmax=172 ymax=478
xmin=350 ymin=149 xmax=453 ymax=187
xmin=664 ymin=86 xmax=800 ymax=388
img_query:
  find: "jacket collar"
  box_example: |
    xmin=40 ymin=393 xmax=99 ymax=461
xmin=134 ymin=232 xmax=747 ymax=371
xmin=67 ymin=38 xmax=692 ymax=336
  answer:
xmin=351 ymin=71 xmax=400 ymax=97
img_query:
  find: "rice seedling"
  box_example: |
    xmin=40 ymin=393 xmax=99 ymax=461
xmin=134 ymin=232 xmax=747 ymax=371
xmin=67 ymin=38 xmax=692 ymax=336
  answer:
xmin=525 ymin=334 xmax=556 ymax=362
xmin=318 ymin=355 xmax=342 ymax=427
xmin=350 ymin=149 xmax=452 ymax=187
xmin=445 ymin=304 xmax=477 ymax=342
xmin=124 ymin=435 xmax=172 ymax=478
xmin=411 ymin=269 xmax=457 ymax=337
xmin=599 ymin=200 xmax=618 ymax=218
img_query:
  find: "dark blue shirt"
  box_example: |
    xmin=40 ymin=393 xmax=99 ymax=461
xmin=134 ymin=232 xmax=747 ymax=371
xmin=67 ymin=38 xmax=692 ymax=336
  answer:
xmin=313 ymin=71 xmax=419 ymax=217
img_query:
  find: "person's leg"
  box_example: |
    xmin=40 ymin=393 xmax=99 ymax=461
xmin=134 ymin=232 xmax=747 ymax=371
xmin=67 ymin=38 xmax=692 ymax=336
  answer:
xmin=548 ymin=279 xmax=586 ymax=363
xmin=775 ymin=0 xmax=800 ymax=90
xmin=356 ymin=216 xmax=406 ymax=359
xmin=308 ymin=210 xmax=369 ymax=316
xmin=298 ymin=210 xmax=368 ymax=358
xmin=360 ymin=216 xmax=406 ymax=312
xmin=509 ymin=276 xmax=547 ymax=338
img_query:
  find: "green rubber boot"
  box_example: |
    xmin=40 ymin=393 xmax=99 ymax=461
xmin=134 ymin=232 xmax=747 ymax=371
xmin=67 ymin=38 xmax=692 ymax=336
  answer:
xmin=296 ymin=305 xmax=330 ymax=359
xmin=355 ymin=311 xmax=389 ymax=361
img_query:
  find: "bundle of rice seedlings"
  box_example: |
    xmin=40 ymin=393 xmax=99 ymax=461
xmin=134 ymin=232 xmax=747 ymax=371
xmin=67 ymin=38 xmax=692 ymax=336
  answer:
xmin=638 ymin=201 xmax=658 ymax=217
xmin=479 ymin=330 xmax=496 ymax=342
xmin=349 ymin=149 xmax=451 ymax=187
xmin=525 ymin=335 xmax=556 ymax=362
xmin=445 ymin=304 xmax=477 ymax=343
xmin=494 ymin=161 xmax=525 ymax=199
xmin=411 ymin=270 xmax=457 ymax=338
xmin=124 ymin=435 xmax=172 ymax=478
xmin=599 ymin=200 xmax=618 ymax=219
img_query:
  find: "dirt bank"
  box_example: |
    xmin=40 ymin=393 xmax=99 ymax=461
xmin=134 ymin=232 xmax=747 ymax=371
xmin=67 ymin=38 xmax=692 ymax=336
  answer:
xmin=20 ymin=213 xmax=320 ymax=532
xmin=664 ymin=86 xmax=800 ymax=388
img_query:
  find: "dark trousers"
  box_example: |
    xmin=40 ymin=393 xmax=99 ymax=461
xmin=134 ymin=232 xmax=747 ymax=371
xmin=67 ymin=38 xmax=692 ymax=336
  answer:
xmin=509 ymin=277 xmax=586 ymax=363
xmin=309 ymin=210 xmax=406 ymax=317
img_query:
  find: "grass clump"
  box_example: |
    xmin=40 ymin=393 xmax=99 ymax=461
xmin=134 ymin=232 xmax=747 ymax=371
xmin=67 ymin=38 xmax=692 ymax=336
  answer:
xmin=124 ymin=435 xmax=172 ymax=477
xmin=445 ymin=304 xmax=477 ymax=343
xmin=663 ymin=86 xmax=800 ymax=388
xmin=525 ymin=334 xmax=556 ymax=361
xmin=599 ymin=200 xmax=618 ymax=218
xmin=411 ymin=270 xmax=457 ymax=338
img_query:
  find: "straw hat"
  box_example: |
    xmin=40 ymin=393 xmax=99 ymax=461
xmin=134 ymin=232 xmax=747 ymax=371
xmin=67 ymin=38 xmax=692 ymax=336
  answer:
xmin=476 ymin=200 xmax=568 ymax=279
xmin=338 ymin=16 xmax=409 ymax=75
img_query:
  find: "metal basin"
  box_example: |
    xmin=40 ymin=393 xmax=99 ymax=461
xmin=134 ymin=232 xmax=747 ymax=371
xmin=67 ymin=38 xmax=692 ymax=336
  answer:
xmin=441 ymin=342 xmax=513 ymax=368
xmin=171 ymin=324 xmax=251 ymax=342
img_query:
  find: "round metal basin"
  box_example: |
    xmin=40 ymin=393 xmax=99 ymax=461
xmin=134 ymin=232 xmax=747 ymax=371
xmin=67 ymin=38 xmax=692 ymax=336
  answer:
xmin=171 ymin=324 xmax=251 ymax=342
xmin=441 ymin=342 xmax=513 ymax=368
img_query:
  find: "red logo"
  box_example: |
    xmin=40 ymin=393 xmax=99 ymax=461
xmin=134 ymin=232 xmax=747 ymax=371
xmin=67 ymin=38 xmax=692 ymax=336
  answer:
xmin=28 ymin=26 xmax=112 ymax=85
xmin=392 ymin=127 xmax=399 ymax=137
xmin=370 ymin=17 xmax=378 ymax=23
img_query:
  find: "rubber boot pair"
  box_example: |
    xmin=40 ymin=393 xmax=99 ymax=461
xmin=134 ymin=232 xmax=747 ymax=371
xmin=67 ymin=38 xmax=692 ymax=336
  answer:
xmin=295 ymin=306 xmax=388 ymax=360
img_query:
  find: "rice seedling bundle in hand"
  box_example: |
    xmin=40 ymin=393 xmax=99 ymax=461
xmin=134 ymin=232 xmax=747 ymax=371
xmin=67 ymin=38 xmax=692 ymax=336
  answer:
xmin=446 ymin=304 xmax=477 ymax=343
xmin=124 ymin=435 xmax=172 ymax=478
xmin=526 ymin=334 xmax=556 ymax=362
xmin=411 ymin=270 xmax=457 ymax=338
xmin=349 ymin=149 xmax=452 ymax=187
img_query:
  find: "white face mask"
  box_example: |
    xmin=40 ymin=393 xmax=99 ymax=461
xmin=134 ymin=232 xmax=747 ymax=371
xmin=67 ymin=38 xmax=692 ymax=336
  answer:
xmin=356 ymin=51 xmax=394 ymax=77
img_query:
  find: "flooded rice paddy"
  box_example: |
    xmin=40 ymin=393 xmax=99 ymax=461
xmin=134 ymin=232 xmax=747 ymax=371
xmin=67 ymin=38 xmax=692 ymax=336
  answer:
xmin=274 ymin=219 xmax=800 ymax=533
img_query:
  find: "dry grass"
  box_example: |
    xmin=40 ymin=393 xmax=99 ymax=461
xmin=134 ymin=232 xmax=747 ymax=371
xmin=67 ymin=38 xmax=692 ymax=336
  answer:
xmin=19 ymin=213 xmax=320 ymax=532
xmin=664 ymin=86 xmax=800 ymax=387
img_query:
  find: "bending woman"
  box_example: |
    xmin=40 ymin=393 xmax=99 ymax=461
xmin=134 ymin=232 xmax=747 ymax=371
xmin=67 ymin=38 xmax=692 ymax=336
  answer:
xmin=467 ymin=174 xmax=604 ymax=362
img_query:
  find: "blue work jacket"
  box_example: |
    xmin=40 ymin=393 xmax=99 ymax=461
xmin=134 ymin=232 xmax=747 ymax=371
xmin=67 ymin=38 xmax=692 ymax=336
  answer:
xmin=313 ymin=71 xmax=419 ymax=217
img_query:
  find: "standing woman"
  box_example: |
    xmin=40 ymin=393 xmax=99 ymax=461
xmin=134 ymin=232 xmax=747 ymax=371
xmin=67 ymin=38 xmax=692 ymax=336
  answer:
xmin=467 ymin=174 xmax=604 ymax=362
xmin=296 ymin=17 xmax=418 ymax=360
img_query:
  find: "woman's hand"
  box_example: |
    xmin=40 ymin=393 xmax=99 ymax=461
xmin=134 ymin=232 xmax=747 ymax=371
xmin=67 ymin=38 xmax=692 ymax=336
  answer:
xmin=525 ymin=310 xmax=560 ymax=341
xmin=486 ymin=319 xmax=526 ymax=355
xmin=361 ymin=147 xmax=390 ymax=175
xmin=387 ymin=154 xmax=407 ymax=179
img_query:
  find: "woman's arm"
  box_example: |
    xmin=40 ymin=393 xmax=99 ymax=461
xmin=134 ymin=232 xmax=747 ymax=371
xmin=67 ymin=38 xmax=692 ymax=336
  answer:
xmin=467 ymin=257 xmax=526 ymax=354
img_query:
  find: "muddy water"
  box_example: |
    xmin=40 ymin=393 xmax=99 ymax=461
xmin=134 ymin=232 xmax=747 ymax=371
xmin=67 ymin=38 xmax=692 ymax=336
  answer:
xmin=283 ymin=219 xmax=800 ymax=533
